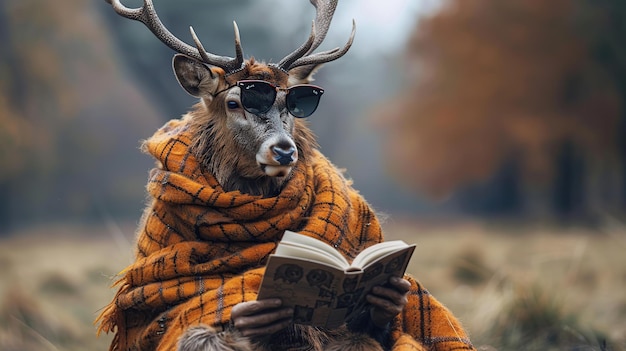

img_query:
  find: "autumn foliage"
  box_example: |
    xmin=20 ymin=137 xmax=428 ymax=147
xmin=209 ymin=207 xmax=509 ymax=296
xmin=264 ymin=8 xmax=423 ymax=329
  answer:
xmin=0 ymin=0 xmax=163 ymax=228
xmin=378 ymin=0 xmax=626 ymax=205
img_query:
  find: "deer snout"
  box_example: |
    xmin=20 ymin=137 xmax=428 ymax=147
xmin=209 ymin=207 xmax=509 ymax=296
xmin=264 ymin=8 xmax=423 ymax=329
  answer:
xmin=272 ymin=144 xmax=296 ymax=166
xmin=256 ymin=137 xmax=298 ymax=177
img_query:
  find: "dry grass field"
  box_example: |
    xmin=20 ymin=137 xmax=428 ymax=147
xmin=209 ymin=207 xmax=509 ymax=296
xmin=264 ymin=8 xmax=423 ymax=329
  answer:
xmin=1 ymin=218 xmax=625 ymax=350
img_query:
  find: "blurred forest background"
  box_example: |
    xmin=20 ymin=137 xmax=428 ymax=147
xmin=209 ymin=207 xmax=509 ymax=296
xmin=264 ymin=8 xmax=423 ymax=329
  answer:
xmin=0 ymin=0 xmax=430 ymax=231
xmin=1 ymin=0 xmax=626 ymax=350
xmin=2 ymin=0 xmax=626 ymax=230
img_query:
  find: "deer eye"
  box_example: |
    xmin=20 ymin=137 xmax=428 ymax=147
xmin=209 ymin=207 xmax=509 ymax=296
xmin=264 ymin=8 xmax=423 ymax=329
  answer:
xmin=227 ymin=100 xmax=240 ymax=110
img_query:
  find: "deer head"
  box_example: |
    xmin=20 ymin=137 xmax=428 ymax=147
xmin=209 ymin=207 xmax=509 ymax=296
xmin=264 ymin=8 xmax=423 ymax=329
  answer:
xmin=105 ymin=0 xmax=355 ymax=197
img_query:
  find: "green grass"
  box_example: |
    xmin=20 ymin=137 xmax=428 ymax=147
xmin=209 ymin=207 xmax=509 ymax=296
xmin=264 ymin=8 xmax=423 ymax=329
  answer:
xmin=0 ymin=219 xmax=625 ymax=350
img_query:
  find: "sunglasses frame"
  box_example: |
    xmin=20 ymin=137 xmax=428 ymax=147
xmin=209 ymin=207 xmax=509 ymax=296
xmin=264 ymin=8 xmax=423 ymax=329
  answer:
xmin=235 ymin=80 xmax=324 ymax=118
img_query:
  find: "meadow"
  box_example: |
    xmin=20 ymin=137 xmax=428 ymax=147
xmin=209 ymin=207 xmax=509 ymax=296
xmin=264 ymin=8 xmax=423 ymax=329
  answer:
xmin=0 ymin=218 xmax=624 ymax=350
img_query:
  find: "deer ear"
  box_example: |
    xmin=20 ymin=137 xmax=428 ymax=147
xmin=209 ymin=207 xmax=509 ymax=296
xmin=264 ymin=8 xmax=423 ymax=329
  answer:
xmin=288 ymin=64 xmax=323 ymax=85
xmin=173 ymin=54 xmax=222 ymax=97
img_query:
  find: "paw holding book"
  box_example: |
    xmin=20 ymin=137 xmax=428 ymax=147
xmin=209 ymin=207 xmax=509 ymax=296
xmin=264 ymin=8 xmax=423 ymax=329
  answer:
xmin=256 ymin=231 xmax=416 ymax=329
xmin=230 ymin=299 xmax=293 ymax=338
xmin=230 ymin=275 xmax=410 ymax=341
xmin=367 ymin=276 xmax=411 ymax=328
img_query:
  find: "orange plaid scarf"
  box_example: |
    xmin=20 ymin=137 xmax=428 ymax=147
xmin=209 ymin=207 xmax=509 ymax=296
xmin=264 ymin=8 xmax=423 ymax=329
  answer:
xmin=97 ymin=118 xmax=474 ymax=351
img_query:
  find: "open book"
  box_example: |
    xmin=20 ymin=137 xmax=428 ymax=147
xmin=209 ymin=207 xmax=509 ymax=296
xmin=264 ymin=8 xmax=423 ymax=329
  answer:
xmin=256 ymin=230 xmax=416 ymax=328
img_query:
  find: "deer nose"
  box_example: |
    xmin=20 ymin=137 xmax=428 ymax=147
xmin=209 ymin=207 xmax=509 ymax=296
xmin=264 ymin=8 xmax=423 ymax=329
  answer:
xmin=272 ymin=144 xmax=296 ymax=165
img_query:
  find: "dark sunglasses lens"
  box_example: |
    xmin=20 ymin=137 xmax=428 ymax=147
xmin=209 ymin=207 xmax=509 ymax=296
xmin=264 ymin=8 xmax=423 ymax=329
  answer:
xmin=287 ymin=86 xmax=324 ymax=118
xmin=239 ymin=81 xmax=276 ymax=114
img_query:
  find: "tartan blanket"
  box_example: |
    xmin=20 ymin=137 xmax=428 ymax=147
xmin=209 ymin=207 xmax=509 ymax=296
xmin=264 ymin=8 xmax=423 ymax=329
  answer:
xmin=97 ymin=117 xmax=474 ymax=351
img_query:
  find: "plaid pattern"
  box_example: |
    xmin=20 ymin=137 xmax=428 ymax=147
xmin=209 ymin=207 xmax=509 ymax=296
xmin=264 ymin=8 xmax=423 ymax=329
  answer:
xmin=97 ymin=118 xmax=474 ymax=351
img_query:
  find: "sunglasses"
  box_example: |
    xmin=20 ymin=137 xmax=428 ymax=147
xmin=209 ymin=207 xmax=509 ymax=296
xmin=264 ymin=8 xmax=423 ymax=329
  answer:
xmin=235 ymin=80 xmax=324 ymax=118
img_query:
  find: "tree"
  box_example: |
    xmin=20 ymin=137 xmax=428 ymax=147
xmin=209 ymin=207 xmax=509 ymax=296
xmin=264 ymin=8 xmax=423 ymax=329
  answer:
xmin=377 ymin=0 xmax=626 ymax=216
xmin=0 ymin=0 xmax=163 ymax=230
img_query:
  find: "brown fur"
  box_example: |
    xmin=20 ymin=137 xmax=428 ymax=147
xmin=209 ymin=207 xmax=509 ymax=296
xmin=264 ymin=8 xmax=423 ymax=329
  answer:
xmin=177 ymin=325 xmax=254 ymax=351
xmin=185 ymin=58 xmax=318 ymax=197
xmin=326 ymin=332 xmax=385 ymax=351
xmin=177 ymin=325 xmax=383 ymax=351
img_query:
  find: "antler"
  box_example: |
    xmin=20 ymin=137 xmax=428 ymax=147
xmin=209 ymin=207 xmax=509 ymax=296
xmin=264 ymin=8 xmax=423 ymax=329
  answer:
xmin=277 ymin=0 xmax=356 ymax=71
xmin=105 ymin=0 xmax=244 ymax=73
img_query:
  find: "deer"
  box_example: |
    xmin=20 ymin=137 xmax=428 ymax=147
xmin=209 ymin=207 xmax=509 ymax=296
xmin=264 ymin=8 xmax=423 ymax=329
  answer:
xmin=100 ymin=1 xmax=475 ymax=350
xmin=106 ymin=0 xmax=354 ymax=198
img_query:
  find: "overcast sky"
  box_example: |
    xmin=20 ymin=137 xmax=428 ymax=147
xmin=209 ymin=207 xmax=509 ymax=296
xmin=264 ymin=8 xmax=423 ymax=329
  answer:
xmin=334 ymin=0 xmax=443 ymax=53
xmin=250 ymin=0 xmax=444 ymax=55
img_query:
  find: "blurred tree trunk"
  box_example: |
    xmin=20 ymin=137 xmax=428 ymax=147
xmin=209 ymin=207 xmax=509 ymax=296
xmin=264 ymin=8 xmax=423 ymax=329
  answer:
xmin=0 ymin=2 xmax=26 ymax=112
xmin=552 ymin=141 xmax=586 ymax=218
xmin=592 ymin=0 xmax=626 ymax=210
xmin=613 ymin=5 xmax=626 ymax=207
xmin=0 ymin=183 xmax=8 ymax=233
xmin=620 ymin=98 xmax=626 ymax=208
xmin=0 ymin=2 xmax=21 ymax=230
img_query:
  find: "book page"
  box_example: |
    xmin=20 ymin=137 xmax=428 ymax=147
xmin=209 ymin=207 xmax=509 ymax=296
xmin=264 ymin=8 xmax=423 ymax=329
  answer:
xmin=256 ymin=239 xmax=416 ymax=328
xmin=256 ymin=254 xmax=356 ymax=328
xmin=274 ymin=241 xmax=347 ymax=269
xmin=342 ymin=245 xmax=416 ymax=325
xmin=279 ymin=231 xmax=349 ymax=268
xmin=351 ymin=240 xmax=412 ymax=269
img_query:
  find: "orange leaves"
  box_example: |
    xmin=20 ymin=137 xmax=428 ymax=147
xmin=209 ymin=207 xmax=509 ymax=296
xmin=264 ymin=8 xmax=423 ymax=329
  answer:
xmin=376 ymin=0 xmax=623 ymax=198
